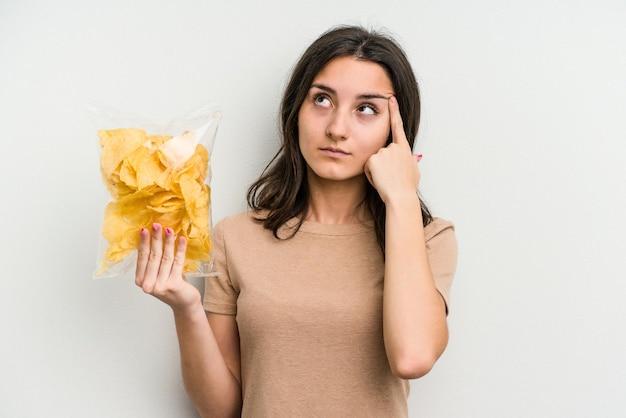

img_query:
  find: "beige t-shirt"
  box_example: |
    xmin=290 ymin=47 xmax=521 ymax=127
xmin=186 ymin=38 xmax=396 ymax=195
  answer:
xmin=204 ymin=211 xmax=457 ymax=417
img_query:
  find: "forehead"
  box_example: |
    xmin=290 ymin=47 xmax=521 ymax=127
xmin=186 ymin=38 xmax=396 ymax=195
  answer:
xmin=312 ymin=56 xmax=394 ymax=95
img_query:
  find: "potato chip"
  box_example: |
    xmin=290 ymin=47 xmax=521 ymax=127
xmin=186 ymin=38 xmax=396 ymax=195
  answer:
xmin=98 ymin=128 xmax=147 ymax=179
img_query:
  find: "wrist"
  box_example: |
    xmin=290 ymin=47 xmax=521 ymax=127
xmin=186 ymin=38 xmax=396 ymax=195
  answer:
xmin=171 ymin=294 xmax=205 ymax=321
xmin=384 ymin=190 xmax=421 ymax=211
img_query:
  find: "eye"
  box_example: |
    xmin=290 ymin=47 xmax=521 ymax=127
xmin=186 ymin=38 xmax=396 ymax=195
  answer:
xmin=313 ymin=93 xmax=332 ymax=107
xmin=357 ymin=103 xmax=378 ymax=115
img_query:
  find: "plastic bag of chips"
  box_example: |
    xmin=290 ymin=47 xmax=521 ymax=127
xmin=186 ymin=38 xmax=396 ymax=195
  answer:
xmin=89 ymin=102 xmax=221 ymax=279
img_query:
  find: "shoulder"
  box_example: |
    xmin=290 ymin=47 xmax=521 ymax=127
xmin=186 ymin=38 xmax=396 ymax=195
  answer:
xmin=215 ymin=210 xmax=258 ymax=227
xmin=211 ymin=211 xmax=283 ymax=267
xmin=213 ymin=210 xmax=269 ymax=239
xmin=424 ymin=217 xmax=455 ymax=239
xmin=424 ymin=217 xmax=457 ymax=253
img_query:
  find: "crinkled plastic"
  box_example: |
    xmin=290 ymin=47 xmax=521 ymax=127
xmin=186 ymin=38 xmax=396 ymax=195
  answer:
xmin=88 ymin=102 xmax=221 ymax=279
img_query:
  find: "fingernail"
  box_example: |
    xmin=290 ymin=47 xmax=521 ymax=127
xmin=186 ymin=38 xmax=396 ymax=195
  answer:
xmin=165 ymin=228 xmax=172 ymax=235
xmin=417 ymin=154 xmax=423 ymax=162
xmin=152 ymin=223 xmax=160 ymax=232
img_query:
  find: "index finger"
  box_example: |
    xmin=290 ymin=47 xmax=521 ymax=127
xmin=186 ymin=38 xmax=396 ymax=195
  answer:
xmin=135 ymin=227 xmax=151 ymax=284
xmin=388 ymin=96 xmax=408 ymax=146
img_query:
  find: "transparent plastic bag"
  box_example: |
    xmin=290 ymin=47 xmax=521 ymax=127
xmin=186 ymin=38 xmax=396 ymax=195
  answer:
xmin=88 ymin=102 xmax=221 ymax=279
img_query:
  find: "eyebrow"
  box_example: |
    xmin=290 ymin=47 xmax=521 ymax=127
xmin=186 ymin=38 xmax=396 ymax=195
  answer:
xmin=310 ymin=83 xmax=391 ymax=100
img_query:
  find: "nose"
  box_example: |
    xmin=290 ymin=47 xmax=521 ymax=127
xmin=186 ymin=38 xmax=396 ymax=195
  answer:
xmin=326 ymin=109 xmax=350 ymax=141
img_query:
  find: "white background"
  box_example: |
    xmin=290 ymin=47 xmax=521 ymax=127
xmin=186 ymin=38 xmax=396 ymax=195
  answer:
xmin=1 ymin=1 xmax=625 ymax=417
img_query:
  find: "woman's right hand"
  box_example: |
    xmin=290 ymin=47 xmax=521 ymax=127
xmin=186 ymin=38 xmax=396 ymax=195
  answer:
xmin=135 ymin=223 xmax=201 ymax=313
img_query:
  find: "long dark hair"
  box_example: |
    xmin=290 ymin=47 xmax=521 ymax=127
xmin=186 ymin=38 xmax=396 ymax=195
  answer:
xmin=247 ymin=25 xmax=433 ymax=252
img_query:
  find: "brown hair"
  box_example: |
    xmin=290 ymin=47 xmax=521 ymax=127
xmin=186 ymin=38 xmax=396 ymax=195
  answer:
xmin=247 ymin=25 xmax=433 ymax=252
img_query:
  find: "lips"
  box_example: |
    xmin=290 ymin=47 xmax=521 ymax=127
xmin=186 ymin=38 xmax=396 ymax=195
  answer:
xmin=320 ymin=147 xmax=350 ymax=157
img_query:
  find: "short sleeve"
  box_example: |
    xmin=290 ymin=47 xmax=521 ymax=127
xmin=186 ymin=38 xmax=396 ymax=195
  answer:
xmin=203 ymin=217 xmax=238 ymax=315
xmin=424 ymin=218 xmax=458 ymax=314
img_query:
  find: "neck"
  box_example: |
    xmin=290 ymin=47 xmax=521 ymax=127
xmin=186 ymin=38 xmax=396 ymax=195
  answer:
xmin=304 ymin=173 xmax=370 ymax=224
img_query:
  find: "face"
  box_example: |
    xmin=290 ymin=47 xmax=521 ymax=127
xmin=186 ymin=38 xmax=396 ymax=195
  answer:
xmin=297 ymin=56 xmax=394 ymax=185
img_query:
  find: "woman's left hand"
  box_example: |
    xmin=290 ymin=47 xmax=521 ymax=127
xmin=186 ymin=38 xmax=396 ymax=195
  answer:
xmin=364 ymin=96 xmax=421 ymax=204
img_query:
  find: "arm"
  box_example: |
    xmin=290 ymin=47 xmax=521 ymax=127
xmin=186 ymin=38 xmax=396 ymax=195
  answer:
xmin=136 ymin=224 xmax=242 ymax=417
xmin=383 ymin=195 xmax=449 ymax=379
xmin=365 ymin=97 xmax=449 ymax=379
xmin=173 ymin=307 xmax=242 ymax=418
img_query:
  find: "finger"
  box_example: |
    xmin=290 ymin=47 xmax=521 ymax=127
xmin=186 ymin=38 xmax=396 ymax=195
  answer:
xmin=156 ymin=227 xmax=177 ymax=285
xmin=388 ymin=96 xmax=408 ymax=146
xmin=142 ymin=223 xmax=164 ymax=291
xmin=363 ymin=159 xmax=375 ymax=189
xmin=169 ymin=235 xmax=188 ymax=281
xmin=135 ymin=227 xmax=151 ymax=286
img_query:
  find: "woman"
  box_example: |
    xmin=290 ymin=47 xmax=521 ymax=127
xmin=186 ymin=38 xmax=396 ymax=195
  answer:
xmin=136 ymin=25 xmax=457 ymax=417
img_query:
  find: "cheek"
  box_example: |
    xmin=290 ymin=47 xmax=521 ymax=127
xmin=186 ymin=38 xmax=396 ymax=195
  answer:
xmin=297 ymin=124 xmax=312 ymax=152
xmin=361 ymin=125 xmax=391 ymax=155
xmin=296 ymin=111 xmax=318 ymax=144
xmin=297 ymin=120 xmax=317 ymax=162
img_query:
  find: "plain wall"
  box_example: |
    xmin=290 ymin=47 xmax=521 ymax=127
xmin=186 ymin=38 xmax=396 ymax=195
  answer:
xmin=1 ymin=0 xmax=625 ymax=416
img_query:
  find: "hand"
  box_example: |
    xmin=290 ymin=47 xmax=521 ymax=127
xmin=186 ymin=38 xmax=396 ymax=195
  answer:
xmin=135 ymin=223 xmax=201 ymax=312
xmin=364 ymin=96 xmax=421 ymax=204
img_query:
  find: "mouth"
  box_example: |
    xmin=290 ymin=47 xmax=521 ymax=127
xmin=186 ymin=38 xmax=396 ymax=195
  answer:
xmin=320 ymin=147 xmax=350 ymax=157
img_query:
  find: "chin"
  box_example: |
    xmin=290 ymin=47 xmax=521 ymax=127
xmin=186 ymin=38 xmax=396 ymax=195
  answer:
xmin=308 ymin=168 xmax=364 ymax=183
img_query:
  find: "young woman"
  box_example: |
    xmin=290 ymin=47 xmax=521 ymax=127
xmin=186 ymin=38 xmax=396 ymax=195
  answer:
xmin=135 ymin=25 xmax=457 ymax=417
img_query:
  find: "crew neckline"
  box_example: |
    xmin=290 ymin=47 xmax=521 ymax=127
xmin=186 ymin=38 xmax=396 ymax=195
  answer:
xmin=283 ymin=217 xmax=375 ymax=236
